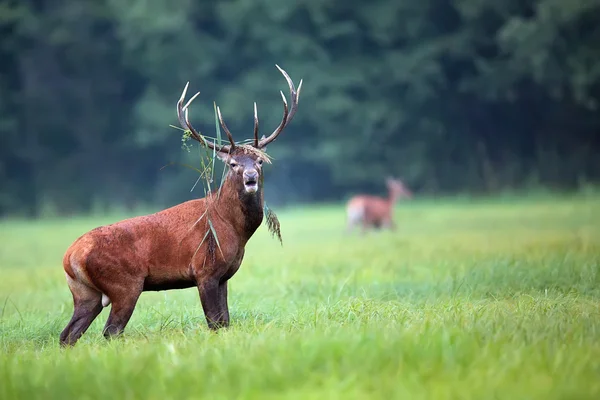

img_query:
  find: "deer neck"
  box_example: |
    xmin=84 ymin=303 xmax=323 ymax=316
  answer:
xmin=211 ymin=175 xmax=264 ymax=243
xmin=388 ymin=189 xmax=401 ymax=206
xmin=387 ymin=190 xmax=399 ymax=205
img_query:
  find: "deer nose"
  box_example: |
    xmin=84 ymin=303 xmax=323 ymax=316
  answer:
xmin=243 ymin=170 xmax=258 ymax=181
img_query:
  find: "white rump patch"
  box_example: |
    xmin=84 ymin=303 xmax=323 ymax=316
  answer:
xmin=347 ymin=205 xmax=365 ymax=225
xmin=102 ymin=294 xmax=111 ymax=307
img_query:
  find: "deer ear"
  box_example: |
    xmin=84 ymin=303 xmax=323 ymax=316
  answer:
xmin=216 ymin=150 xmax=231 ymax=163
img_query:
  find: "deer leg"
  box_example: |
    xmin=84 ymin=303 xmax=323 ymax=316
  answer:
xmin=102 ymin=287 xmax=142 ymax=339
xmin=381 ymin=216 xmax=396 ymax=231
xmin=198 ymin=278 xmax=227 ymax=330
xmin=60 ymin=300 xmax=103 ymax=347
xmin=60 ymin=275 xmax=103 ymax=347
xmin=360 ymin=219 xmax=369 ymax=235
xmin=345 ymin=214 xmax=356 ymax=234
xmin=217 ymin=280 xmax=230 ymax=327
xmin=346 ymin=220 xmax=353 ymax=234
xmin=389 ymin=220 xmax=397 ymax=231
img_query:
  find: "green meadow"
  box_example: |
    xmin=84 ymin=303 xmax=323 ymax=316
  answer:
xmin=1 ymin=195 xmax=599 ymax=399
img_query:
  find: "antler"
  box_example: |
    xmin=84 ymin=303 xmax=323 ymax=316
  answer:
xmin=215 ymin=106 xmax=237 ymax=149
xmin=177 ymin=65 xmax=301 ymax=152
xmin=253 ymin=102 xmax=259 ymax=147
xmin=256 ymin=65 xmax=303 ymax=149
xmin=177 ymin=82 xmax=234 ymax=153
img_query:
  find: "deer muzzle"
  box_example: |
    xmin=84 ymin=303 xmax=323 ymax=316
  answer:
xmin=243 ymin=170 xmax=259 ymax=194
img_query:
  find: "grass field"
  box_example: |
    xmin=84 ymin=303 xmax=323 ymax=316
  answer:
xmin=1 ymin=195 xmax=599 ymax=399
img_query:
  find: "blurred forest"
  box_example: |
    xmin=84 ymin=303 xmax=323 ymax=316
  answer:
xmin=1 ymin=0 xmax=599 ymax=217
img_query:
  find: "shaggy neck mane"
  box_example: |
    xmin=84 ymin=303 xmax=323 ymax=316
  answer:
xmin=206 ymin=172 xmax=264 ymax=243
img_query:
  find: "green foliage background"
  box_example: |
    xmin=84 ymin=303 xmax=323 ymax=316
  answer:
xmin=1 ymin=0 xmax=599 ymax=216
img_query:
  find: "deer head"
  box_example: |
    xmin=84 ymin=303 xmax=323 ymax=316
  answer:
xmin=217 ymin=149 xmax=266 ymax=195
xmin=386 ymin=177 xmax=412 ymax=200
xmin=176 ymin=65 xmax=302 ymax=195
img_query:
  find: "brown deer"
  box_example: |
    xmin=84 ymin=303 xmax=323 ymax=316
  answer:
xmin=346 ymin=177 xmax=412 ymax=233
xmin=59 ymin=65 xmax=302 ymax=346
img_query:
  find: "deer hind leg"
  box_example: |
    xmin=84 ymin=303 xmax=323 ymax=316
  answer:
xmin=360 ymin=216 xmax=372 ymax=235
xmin=102 ymin=283 xmax=143 ymax=340
xmin=198 ymin=278 xmax=229 ymax=330
xmin=60 ymin=274 xmax=103 ymax=347
xmin=346 ymin=215 xmax=357 ymax=233
xmin=388 ymin=219 xmax=397 ymax=231
xmin=382 ymin=216 xmax=396 ymax=231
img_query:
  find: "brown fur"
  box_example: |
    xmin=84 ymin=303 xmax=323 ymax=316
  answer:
xmin=59 ymin=150 xmax=266 ymax=346
xmin=345 ymin=177 xmax=412 ymax=233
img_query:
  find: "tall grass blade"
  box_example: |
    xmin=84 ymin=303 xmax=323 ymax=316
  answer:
xmin=207 ymin=218 xmax=224 ymax=259
xmin=192 ymin=229 xmax=211 ymax=260
xmin=190 ymin=174 xmax=203 ymax=193
xmin=213 ymin=101 xmax=222 ymax=149
xmin=160 ymin=162 xmax=210 ymax=176
xmin=218 ymin=157 xmax=228 ymax=200
xmin=188 ymin=209 xmax=208 ymax=232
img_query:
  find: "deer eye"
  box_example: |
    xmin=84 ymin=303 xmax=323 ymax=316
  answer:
xmin=229 ymin=162 xmax=238 ymax=168
xmin=257 ymin=159 xmax=263 ymax=165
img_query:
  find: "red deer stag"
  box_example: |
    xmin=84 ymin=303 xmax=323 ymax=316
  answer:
xmin=59 ymin=65 xmax=302 ymax=346
xmin=346 ymin=177 xmax=411 ymax=233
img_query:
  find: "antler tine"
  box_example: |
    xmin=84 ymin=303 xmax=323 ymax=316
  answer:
xmin=276 ymin=64 xmax=302 ymax=125
xmin=177 ymin=82 xmax=230 ymax=153
xmin=256 ymin=65 xmax=301 ymax=148
xmin=216 ymin=106 xmax=236 ymax=149
xmin=176 ymin=83 xmax=203 ymax=144
xmin=253 ymin=102 xmax=259 ymax=147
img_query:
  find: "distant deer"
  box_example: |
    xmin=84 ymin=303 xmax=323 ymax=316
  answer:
xmin=346 ymin=177 xmax=412 ymax=233
xmin=59 ymin=65 xmax=302 ymax=346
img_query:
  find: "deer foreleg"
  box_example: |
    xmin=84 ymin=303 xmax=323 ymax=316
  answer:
xmin=217 ymin=280 xmax=230 ymax=327
xmin=198 ymin=279 xmax=229 ymax=330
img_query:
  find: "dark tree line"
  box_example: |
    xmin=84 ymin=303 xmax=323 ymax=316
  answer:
xmin=1 ymin=0 xmax=599 ymax=217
